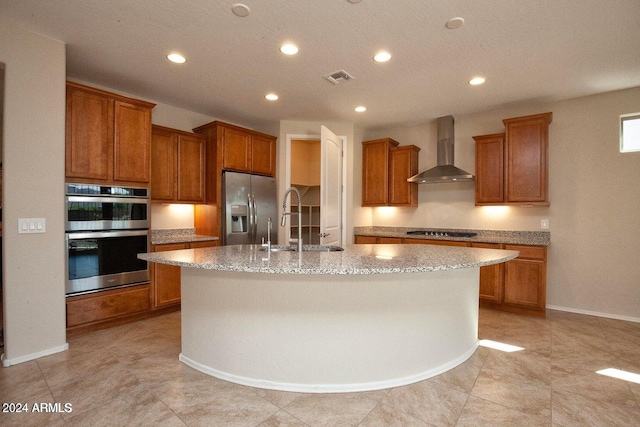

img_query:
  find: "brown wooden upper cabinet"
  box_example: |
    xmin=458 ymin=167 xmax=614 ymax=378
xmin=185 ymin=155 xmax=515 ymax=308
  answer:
xmin=474 ymin=112 xmax=552 ymax=206
xmin=362 ymin=138 xmax=420 ymax=207
xmin=151 ymin=125 xmax=206 ymax=203
xmin=194 ymin=121 xmax=277 ymax=177
xmin=65 ymin=82 xmax=155 ymax=185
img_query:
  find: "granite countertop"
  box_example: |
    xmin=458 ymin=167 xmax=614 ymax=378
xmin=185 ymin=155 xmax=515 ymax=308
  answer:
xmin=138 ymin=243 xmax=518 ymax=275
xmin=354 ymin=226 xmax=550 ymax=246
xmin=151 ymin=228 xmax=219 ymax=245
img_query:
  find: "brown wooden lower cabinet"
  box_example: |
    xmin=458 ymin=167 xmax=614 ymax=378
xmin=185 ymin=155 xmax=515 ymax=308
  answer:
xmin=355 ymin=235 xmax=548 ymax=317
xmin=152 ymin=240 xmax=218 ymax=308
xmin=471 ymin=242 xmax=503 ymax=303
xmin=66 ymin=284 xmax=153 ymax=336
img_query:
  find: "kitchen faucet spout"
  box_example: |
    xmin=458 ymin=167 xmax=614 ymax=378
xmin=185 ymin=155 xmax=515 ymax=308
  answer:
xmin=281 ymin=187 xmax=303 ymax=252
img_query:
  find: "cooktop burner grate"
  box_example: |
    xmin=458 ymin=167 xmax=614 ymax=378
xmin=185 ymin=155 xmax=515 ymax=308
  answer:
xmin=406 ymin=230 xmax=478 ymax=238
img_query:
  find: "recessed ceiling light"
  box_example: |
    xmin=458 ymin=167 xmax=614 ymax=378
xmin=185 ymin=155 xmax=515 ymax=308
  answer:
xmin=265 ymin=93 xmax=279 ymax=101
xmin=167 ymin=53 xmax=186 ymax=64
xmin=280 ymin=44 xmax=299 ymax=55
xmin=446 ymin=17 xmax=465 ymax=29
xmin=469 ymin=77 xmax=486 ymax=85
xmin=355 ymin=106 xmax=367 ymax=112
xmin=348 ymin=0 xmax=363 ymax=3
xmin=231 ymin=3 xmax=251 ymax=17
xmin=373 ymin=51 xmax=391 ymax=63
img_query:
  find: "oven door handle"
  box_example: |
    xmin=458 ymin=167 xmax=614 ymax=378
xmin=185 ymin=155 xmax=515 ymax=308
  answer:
xmin=66 ymin=230 xmax=149 ymax=240
xmin=66 ymin=196 xmax=149 ymax=204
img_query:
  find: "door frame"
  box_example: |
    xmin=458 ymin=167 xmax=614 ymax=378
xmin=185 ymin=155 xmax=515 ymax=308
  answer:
xmin=284 ymin=133 xmax=347 ymax=245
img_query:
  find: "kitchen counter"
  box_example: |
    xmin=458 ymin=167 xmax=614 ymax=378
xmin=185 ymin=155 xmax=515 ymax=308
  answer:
xmin=139 ymin=243 xmax=517 ymax=274
xmin=151 ymin=228 xmax=218 ymax=245
xmin=354 ymin=226 xmax=550 ymax=246
xmin=139 ymin=244 xmax=517 ymax=393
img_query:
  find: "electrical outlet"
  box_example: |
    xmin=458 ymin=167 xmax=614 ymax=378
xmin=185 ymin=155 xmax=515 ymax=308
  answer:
xmin=541 ymin=219 xmax=549 ymax=229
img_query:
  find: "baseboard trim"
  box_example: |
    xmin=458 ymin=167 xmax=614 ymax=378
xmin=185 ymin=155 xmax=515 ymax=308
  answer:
xmin=547 ymin=305 xmax=640 ymax=324
xmin=1 ymin=343 xmax=69 ymax=367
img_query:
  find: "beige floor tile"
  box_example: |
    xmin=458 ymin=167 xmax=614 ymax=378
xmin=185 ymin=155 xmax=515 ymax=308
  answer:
xmin=551 ymin=389 xmax=640 ymax=427
xmin=382 ymin=379 xmax=468 ymax=427
xmin=283 ymin=392 xmax=379 ymax=427
xmin=4 ymin=309 xmax=640 ymax=426
xmin=63 ymin=386 xmax=181 ymax=426
xmin=457 ymin=395 xmax=550 ymax=427
xmin=256 ymin=410 xmax=310 ymax=426
xmin=427 ymin=350 xmax=485 ymax=394
xmin=359 ymin=403 xmax=432 ymax=426
xmin=471 ymin=350 xmax=551 ymax=417
xmin=176 ymin=385 xmax=280 ymax=427
xmin=0 ymin=360 xmax=51 ymax=402
xmin=248 ymin=387 xmax=303 ymax=408
xmin=148 ymin=365 xmax=236 ymax=413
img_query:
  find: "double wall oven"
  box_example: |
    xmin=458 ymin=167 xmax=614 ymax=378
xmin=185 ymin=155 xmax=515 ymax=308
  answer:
xmin=65 ymin=183 xmax=150 ymax=296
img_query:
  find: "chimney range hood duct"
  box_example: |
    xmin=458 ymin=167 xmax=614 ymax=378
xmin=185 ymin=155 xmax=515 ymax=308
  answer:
xmin=407 ymin=115 xmax=475 ymax=184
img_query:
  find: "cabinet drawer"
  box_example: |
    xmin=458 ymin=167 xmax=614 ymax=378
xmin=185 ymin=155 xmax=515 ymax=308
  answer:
xmin=67 ymin=285 xmax=151 ymax=327
xmin=504 ymin=245 xmax=546 ymax=260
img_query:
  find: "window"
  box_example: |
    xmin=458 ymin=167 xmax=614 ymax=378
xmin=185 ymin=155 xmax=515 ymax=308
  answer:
xmin=620 ymin=114 xmax=640 ymax=152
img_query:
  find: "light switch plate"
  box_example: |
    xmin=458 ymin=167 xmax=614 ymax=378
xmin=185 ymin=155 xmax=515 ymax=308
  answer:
xmin=541 ymin=219 xmax=549 ymax=229
xmin=18 ymin=218 xmax=46 ymax=234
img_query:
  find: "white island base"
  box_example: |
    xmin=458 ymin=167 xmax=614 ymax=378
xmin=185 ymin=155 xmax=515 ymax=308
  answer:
xmin=179 ymin=266 xmax=480 ymax=393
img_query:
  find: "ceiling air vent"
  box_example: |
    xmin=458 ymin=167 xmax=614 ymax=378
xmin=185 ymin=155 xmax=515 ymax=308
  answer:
xmin=324 ymin=70 xmax=355 ymax=85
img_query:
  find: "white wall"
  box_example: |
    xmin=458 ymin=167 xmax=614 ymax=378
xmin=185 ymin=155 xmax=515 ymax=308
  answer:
xmin=363 ymin=87 xmax=640 ymax=321
xmin=1 ymin=20 xmax=68 ymax=365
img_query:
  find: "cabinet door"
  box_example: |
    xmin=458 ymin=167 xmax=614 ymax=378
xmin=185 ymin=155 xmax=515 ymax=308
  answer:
xmin=503 ymin=244 xmax=546 ymax=309
xmin=474 ymin=134 xmax=505 ymax=205
xmin=251 ymin=134 xmax=276 ymax=176
xmin=153 ymin=243 xmax=186 ymax=307
xmin=151 ymin=128 xmax=176 ymax=201
xmin=222 ymin=126 xmax=251 ymax=172
xmin=177 ymin=134 xmax=206 ymax=202
xmin=471 ymin=242 xmax=503 ymax=302
xmin=504 ymin=259 xmax=545 ymax=308
xmin=503 ymin=113 xmax=551 ymax=204
xmin=389 ymin=145 xmax=420 ymax=206
xmin=113 ymin=100 xmax=152 ymax=183
xmin=65 ymin=86 xmax=112 ymax=180
xmin=362 ymin=139 xmax=396 ymax=206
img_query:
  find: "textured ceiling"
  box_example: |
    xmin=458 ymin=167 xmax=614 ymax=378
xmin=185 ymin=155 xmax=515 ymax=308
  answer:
xmin=2 ymin=0 xmax=640 ymax=131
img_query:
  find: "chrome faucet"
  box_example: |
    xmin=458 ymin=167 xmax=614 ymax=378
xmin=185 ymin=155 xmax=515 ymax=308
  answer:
xmin=261 ymin=217 xmax=272 ymax=252
xmin=280 ymin=186 xmax=303 ymax=252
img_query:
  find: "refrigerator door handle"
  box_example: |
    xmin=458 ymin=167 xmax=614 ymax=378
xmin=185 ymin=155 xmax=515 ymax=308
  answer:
xmin=252 ymin=194 xmax=258 ymax=243
xmin=247 ymin=193 xmax=254 ymax=242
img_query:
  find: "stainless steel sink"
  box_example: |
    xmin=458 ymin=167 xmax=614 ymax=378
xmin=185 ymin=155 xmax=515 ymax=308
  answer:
xmin=301 ymin=245 xmax=344 ymax=252
xmin=259 ymin=245 xmax=344 ymax=252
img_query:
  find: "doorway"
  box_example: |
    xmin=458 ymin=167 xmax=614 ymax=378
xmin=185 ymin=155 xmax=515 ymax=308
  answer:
xmin=284 ymin=130 xmax=347 ymax=246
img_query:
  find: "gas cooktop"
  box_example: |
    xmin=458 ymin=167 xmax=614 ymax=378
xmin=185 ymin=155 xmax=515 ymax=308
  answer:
xmin=406 ymin=230 xmax=478 ymax=238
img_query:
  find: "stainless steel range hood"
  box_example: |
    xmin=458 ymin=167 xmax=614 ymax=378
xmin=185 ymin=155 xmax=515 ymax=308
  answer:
xmin=407 ymin=115 xmax=475 ymax=184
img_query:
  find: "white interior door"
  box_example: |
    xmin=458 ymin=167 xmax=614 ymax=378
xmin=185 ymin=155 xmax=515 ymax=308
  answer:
xmin=320 ymin=125 xmax=343 ymax=246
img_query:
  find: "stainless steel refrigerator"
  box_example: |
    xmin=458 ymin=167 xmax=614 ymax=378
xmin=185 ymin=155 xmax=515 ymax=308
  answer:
xmin=222 ymin=171 xmax=277 ymax=246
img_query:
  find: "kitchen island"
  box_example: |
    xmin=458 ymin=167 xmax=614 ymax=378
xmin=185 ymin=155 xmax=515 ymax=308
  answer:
xmin=139 ymin=243 xmax=518 ymax=393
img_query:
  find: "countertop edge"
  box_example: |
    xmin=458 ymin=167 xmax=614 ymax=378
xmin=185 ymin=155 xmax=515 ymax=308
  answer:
xmin=354 ymin=226 xmax=550 ymax=246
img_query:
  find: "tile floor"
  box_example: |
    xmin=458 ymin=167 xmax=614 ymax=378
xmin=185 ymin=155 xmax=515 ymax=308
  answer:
xmin=1 ymin=308 xmax=639 ymax=426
